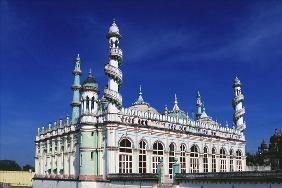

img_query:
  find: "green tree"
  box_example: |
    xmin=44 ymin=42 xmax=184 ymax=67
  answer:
xmin=22 ymin=164 xmax=35 ymax=171
xmin=0 ymin=160 xmax=21 ymax=171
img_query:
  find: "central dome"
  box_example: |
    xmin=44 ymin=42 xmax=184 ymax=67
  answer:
xmin=129 ymin=85 xmax=159 ymax=114
xmin=129 ymin=103 xmax=159 ymax=114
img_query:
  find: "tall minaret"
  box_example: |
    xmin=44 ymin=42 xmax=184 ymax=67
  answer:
xmin=71 ymin=54 xmax=82 ymax=124
xmin=232 ymin=77 xmax=246 ymax=131
xmin=196 ymin=91 xmax=202 ymax=120
xmin=104 ymin=20 xmax=123 ymax=113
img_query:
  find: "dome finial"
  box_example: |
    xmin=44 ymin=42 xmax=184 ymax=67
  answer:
xmin=76 ymin=53 xmax=80 ymax=61
xmin=172 ymin=94 xmax=180 ymax=112
xmin=89 ymin=68 xmax=92 ymax=74
xmin=139 ymin=85 xmax=142 ymax=96
xmin=174 ymin=94 xmax=178 ymax=104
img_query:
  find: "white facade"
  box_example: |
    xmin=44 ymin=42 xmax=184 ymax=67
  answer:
xmin=34 ymin=20 xmax=248 ymax=186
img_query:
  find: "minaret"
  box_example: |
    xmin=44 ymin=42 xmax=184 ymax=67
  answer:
xmin=71 ymin=54 xmax=82 ymax=124
xmin=196 ymin=91 xmax=202 ymax=120
xmin=232 ymin=77 xmax=246 ymax=131
xmin=104 ymin=20 xmax=123 ymax=113
xmin=79 ymin=69 xmax=99 ymax=177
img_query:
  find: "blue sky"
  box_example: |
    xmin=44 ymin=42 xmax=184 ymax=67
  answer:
xmin=0 ymin=0 xmax=282 ymax=166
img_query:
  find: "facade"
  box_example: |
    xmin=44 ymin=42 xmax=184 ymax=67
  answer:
xmin=34 ymin=21 xmax=247 ymax=185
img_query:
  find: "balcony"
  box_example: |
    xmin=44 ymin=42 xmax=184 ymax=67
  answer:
xmin=104 ymin=64 xmax=122 ymax=83
xmin=104 ymin=88 xmax=122 ymax=106
xmin=110 ymin=47 xmax=123 ymax=59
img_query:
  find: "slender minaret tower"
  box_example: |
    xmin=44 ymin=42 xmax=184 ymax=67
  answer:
xmin=71 ymin=54 xmax=82 ymax=124
xmin=104 ymin=20 xmax=123 ymax=113
xmin=232 ymin=77 xmax=246 ymax=131
xmin=196 ymin=91 xmax=202 ymax=120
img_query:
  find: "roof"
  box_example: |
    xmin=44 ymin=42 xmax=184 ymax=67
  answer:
xmin=81 ymin=72 xmax=98 ymax=92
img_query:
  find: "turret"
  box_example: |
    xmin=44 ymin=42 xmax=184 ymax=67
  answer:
xmin=104 ymin=20 xmax=123 ymax=113
xmin=71 ymin=54 xmax=82 ymax=124
xmin=196 ymin=91 xmax=202 ymax=120
xmin=232 ymin=77 xmax=246 ymax=132
xmin=80 ymin=70 xmax=99 ymax=116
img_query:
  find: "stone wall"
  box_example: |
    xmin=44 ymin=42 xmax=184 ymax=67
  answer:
xmin=0 ymin=171 xmax=35 ymax=187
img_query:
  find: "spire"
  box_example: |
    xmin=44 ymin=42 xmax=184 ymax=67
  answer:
xmin=164 ymin=105 xmax=168 ymax=115
xmin=133 ymin=85 xmax=149 ymax=106
xmin=200 ymin=102 xmax=208 ymax=118
xmin=71 ymin=54 xmax=82 ymax=124
xmin=137 ymin=85 xmax=144 ymax=102
xmin=172 ymin=94 xmax=180 ymax=112
xmin=196 ymin=91 xmax=202 ymax=120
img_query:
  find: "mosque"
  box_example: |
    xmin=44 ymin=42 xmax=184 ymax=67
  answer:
xmin=33 ymin=20 xmax=247 ymax=187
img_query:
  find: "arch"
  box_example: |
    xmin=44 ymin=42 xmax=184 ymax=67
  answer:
xmin=190 ymin=144 xmax=199 ymax=173
xmin=152 ymin=140 xmax=164 ymax=173
xmin=119 ymin=138 xmax=133 ymax=173
xmin=118 ymin=136 xmax=134 ymax=149
xmin=169 ymin=142 xmax=176 ymax=179
xmin=236 ymin=149 xmax=243 ymax=171
xmin=219 ymin=147 xmax=227 ymax=172
xmin=230 ymin=149 xmax=234 ymax=172
xmin=139 ymin=140 xmax=147 ymax=173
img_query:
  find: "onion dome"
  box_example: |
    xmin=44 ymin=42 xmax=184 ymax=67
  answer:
xmin=233 ymin=76 xmax=242 ymax=88
xmin=129 ymin=85 xmax=159 ymax=114
xmin=81 ymin=70 xmax=98 ymax=92
xmin=107 ymin=19 xmax=121 ymax=38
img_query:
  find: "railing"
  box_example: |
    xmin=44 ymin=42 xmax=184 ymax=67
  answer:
xmin=110 ymin=47 xmax=123 ymax=59
xmin=234 ymin=108 xmax=245 ymax=119
xmin=104 ymin=88 xmax=122 ymax=106
xmin=104 ymin=64 xmax=122 ymax=82
xmin=232 ymin=94 xmax=244 ymax=107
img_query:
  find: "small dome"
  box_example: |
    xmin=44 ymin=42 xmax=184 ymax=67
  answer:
xmin=233 ymin=76 xmax=242 ymax=87
xmin=109 ymin=21 xmax=119 ymax=33
xmin=82 ymin=72 xmax=98 ymax=92
xmin=129 ymin=85 xmax=159 ymax=114
xmin=129 ymin=104 xmax=159 ymax=114
xmin=107 ymin=20 xmax=121 ymax=38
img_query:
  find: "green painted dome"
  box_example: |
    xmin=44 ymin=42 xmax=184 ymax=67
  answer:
xmin=81 ymin=72 xmax=98 ymax=92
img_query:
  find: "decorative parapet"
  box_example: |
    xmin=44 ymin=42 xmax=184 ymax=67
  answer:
xmin=120 ymin=107 xmax=245 ymax=141
xmin=109 ymin=47 xmax=123 ymax=61
xmin=174 ymin=170 xmax=282 ymax=183
xmin=36 ymin=116 xmax=77 ymax=141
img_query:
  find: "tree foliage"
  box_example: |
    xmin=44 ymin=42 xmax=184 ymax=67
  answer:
xmin=0 ymin=160 xmax=22 ymax=171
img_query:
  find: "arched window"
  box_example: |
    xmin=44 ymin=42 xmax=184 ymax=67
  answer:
xmin=152 ymin=141 xmax=164 ymax=173
xmin=180 ymin=144 xmax=186 ymax=173
xmin=236 ymin=150 xmax=242 ymax=171
xmin=203 ymin=146 xmax=208 ymax=172
xmin=139 ymin=140 xmax=146 ymax=173
xmin=190 ymin=145 xmax=199 ymax=173
xmin=230 ymin=149 xmax=234 ymax=172
xmin=169 ymin=143 xmax=175 ymax=179
xmin=212 ymin=148 xmax=216 ymax=172
xmin=119 ymin=138 xmax=132 ymax=173
xmin=220 ymin=148 xmax=227 ymax=172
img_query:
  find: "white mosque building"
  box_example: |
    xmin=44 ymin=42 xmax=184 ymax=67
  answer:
xmin=33 ymin=20 xmax=248 ymax=188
